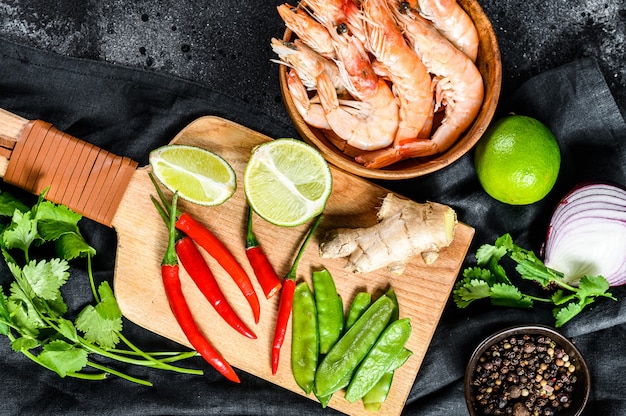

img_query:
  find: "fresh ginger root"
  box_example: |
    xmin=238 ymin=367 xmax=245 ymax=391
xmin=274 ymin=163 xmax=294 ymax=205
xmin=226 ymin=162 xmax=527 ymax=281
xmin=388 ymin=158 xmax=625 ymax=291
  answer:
xmin=319 ymin=193 xmax=457 ymax=275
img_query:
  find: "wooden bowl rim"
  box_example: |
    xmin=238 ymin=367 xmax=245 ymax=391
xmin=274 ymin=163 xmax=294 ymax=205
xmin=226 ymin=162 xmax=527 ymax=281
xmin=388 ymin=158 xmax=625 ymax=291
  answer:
xmin=279 ymin=0 xmax=502 ymax=180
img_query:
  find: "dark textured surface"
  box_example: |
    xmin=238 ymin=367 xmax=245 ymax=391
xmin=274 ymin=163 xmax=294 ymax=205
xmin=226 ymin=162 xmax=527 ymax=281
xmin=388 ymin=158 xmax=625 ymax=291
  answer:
xmin=0 ymin=1 xmax=625 ymax=416
xmin=0 ymin=0 xmax=624 ymax=118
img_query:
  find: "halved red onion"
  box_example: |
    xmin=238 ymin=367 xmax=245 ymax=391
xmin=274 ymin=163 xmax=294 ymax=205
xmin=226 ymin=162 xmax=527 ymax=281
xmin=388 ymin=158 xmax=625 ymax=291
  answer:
xmin=543 ymin=182 xmax=626 ymax=286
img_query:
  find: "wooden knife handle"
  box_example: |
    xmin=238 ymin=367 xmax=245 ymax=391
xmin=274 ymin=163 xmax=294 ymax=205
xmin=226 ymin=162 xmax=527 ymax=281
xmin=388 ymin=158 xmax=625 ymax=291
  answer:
xmin=0 ymin=109 xmax=29 ymax=164
xmin=0 ymin=109 xmax=137 ymax=227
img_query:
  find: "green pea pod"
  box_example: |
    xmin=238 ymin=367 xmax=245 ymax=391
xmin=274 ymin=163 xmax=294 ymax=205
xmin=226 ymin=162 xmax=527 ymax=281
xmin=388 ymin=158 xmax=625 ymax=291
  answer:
xmin=291 ymin=281 xmax=318 ymax=394
xmin=362 ymin=371 xmax=393 ymax=412
xmin=388 ymin=347 xmax=413 ymax=372
xmin=385 ymin=287 xmax=399 ymax=323
xmin=314 ymin=294 xmax=395 ymax=398
xmin=314 ymin=391 xmax=332 ymax=409
xmin=360 ymin=347 xmax=413 ymax=411
xmin=360 ymin=291 xmax=410 ymax=411
xmin=312 ymin=268 xmax=344 ymax=354
xmin=345 ymin=291 xmax=371 ymax=331
xmin=344 ymin=318 xmax=412 ymax=403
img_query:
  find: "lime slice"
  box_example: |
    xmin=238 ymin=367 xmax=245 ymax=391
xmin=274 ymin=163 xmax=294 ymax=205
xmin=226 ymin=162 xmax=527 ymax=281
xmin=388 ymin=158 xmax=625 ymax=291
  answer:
xmin=149 ymin=144 xmax=236 ymax=206
xmin=244 ymin=138 xmax=332 ymax=227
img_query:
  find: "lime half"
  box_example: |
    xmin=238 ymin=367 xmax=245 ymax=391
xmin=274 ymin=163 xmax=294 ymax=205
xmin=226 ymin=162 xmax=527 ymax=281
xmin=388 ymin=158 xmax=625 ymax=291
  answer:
xmin=244 ymin=139 xmax=332 ymax=227
xmin=149 ymin=144 xmax=236 ymax=206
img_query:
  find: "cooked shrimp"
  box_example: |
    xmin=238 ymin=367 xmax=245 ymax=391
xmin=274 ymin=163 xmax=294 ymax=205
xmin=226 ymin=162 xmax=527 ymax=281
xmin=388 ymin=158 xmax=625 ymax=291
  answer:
xmin=276 ymin=3 xmax=336 ymax=58
xmin=409 ymin=0 xmax=479 ymax=61
xmin=353 ymin=0 xmax=434 ymax=168
xmin=326 ymin=25 xmax=380 ymax=101
xmin=302 ymin=0 xmax=347 ymax=28
xmin=271 ymin=37 xmax=345 ymax=93
xmin=340 ymin=0 xmax=368 ymax=44
xmin=389 ymin=2 xmax=483 ymax=158
xmin=316 ymin=71 xmax=398 ymax=150
xmin=285 ymin=69 xmax=331 ymax=130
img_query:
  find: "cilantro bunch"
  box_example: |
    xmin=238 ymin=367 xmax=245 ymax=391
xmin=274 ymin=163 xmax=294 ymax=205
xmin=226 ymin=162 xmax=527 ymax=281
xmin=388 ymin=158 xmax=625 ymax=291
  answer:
xmin=454 ymin=233 xmax=616 ymax=327
xmin=0 ymin=188 xmax=202 ymax=385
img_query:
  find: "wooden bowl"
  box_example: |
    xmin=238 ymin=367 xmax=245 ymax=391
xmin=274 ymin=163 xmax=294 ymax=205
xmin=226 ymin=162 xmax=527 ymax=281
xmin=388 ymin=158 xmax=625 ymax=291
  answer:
xmin=279 ymin=0 xmax=502 ymax=180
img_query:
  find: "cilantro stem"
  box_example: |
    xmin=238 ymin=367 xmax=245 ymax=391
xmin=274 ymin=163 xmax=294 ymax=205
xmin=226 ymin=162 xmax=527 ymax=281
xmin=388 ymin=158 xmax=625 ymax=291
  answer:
xmin=551 ymin=279 xmax=580 ymax=294
xmin=0 ymin=187 xmax=203 ymax=385
xmin=109 ymin=348 xmax=200 ymax=362
xmin=65 ymin=371 xmax=109 ymax=381
xmin=524 ymin=294 xmax=553 ymax=303
xmin=6 ymin=331 xmax=108 ymax=381
xmin=456 ymin=233 xmax=615 ymax=327
xmin=89 ymin=252 xmax=203 ymax=375
xmin=86 ymin=254 xmax=99 ymax=302
xmin=86 ymin=361 xmax=153 ymax=386
xmin=115 ymin=332 xmax=203 ymax=374
xmin=77 ymin=335 xmax=202 ymax=374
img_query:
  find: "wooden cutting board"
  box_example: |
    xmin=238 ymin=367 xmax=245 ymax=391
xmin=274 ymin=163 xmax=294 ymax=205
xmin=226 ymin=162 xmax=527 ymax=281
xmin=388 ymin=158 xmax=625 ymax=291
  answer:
xmin=112 ymin=116 xmax=474 ymax=416
xmin=0 ymin=111 xmax=473 ymax=415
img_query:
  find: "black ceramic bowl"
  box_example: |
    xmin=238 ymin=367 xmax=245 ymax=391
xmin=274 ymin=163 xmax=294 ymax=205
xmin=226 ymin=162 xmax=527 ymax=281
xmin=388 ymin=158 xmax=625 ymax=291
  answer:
xmin=464 ymin=325 xmax=590 ymax=416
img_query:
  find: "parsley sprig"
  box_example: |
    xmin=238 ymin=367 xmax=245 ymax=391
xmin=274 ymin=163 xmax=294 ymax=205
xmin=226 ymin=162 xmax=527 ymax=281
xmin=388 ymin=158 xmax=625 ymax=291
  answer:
xmin=453 ymin=233 xmax=616 ymax=327
xmin=0 ymin=188 xmax=203 ymax=385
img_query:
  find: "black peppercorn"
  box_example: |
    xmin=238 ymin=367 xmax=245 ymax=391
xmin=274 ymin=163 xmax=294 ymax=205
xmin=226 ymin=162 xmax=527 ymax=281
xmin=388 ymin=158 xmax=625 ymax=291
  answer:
xmin=471 ymin=334 xmax=579 ymax=415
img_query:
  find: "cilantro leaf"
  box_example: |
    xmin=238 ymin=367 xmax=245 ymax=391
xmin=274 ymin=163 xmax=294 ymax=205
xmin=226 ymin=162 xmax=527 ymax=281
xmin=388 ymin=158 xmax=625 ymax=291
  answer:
xmin=490 ymin=283 xmax=534 ymax=308
xmin=38 ymin=340 xmax=88 ymax=377
xmin=0 ymin=190 xmax=29 ymax=217
xmin=463 ymin=266 xmax=496 ymax=285
xmin=55 ymin=232 xmax=96 ymax=260
xmin=3 ymin=210 xmax=40 ymax=255
xmin=11 ymin=335 xmax=40 ymax=352
xmin=34 ymin=201 xmax=82 ymax=240
xmin=0 ymin=187 xmax=200 ymax=385
xmin=0 ymin=288 xmax=10 ymax=336
xmin=22 ymin=258 xmax=69 ymax=301
xmin=95 ymin=281 xmax=122 ymax=321
xmin=554 ymin=302 xmax=587 ymax=328
xmin=453 ymin=277 xmax=491 ymax=307
xmin=7 ymin=281 xmax=45 ymax=337
xmin=577 ymin=275 xmax=615 ymax=300
xmin=551 ymin=289 xmax=576 ymax=306
xmin=75 ymin=282 xmax=123 ymax=349
xmin=57 ymin=317 xmax=79 ymax=342
xmin=475 ymin=243 xmax=507 ymax=266
xmin=35 ymin=200 xmax=95 ymax=260
xmin=455 ymin=233 xmax=615 ymax=327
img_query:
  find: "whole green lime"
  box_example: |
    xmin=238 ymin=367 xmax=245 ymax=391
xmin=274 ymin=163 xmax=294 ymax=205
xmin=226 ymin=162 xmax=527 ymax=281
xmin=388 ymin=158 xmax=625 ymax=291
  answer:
xmin=474 ymin=115 xmax=561 ymax=205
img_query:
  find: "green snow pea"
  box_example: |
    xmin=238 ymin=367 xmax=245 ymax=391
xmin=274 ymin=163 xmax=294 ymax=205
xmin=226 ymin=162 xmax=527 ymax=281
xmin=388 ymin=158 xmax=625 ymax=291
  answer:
xmin=344 ymin=318 xmax=412 ymax=402
xmin=361 ymin=347 xmax=414 ymax=411
xmin=385 ymin=287 xmax=399 ymax=322
xmin=359 ymin=288 xmax=410 ymax=410
xmin=344 ymin=291 xmax=371 ymax=331
xmin=314 ymin=294 xmax=395 ymax=398
xmin=312 ymin=268 xmax=344 ymax=354
xmin=291 ymin=281 xmax=318 ymax=394
xmin=362 ymin=371 xmax=393 ymax=412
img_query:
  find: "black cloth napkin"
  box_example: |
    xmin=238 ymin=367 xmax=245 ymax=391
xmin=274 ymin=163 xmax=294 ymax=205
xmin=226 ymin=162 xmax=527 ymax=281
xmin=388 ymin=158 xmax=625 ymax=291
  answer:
xmin=1 ymin=37 xmax=625 ymax=416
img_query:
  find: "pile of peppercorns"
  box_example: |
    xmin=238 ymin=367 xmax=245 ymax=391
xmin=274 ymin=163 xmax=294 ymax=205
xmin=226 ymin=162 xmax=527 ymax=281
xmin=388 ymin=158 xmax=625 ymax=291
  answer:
xmin=470 ymin=333 xmax=579 ymax=416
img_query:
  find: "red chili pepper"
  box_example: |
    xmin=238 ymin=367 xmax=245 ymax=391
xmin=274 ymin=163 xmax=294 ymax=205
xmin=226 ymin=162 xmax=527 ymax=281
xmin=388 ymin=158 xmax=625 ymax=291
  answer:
xmin=176 ymin=237 xmax=257 ymax=339
xmin=271 ymin=214 xmax=323 ymax=375
xmin=160 ymin=193 xmax=240 ymax=383
xmin=150 ymin=187 xmax=256 ymax=339
xmin=176 ymin=212 xmax=261 ymax=324
xmin=271 ymin=278 xmax=295 ymax=374
xmin=245 ymin=207 xmax=282 ymax=299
